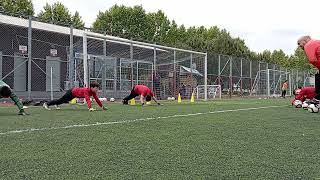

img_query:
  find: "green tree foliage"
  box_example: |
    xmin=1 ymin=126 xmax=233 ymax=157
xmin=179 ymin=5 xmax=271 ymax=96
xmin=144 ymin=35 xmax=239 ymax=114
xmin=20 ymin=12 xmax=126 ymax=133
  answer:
xmin=92 ymin=5 xmax=151 ymax=39
xmin=290 ymin=48 xmax=313 ymax=70
xmin=92 ymin=4 xmax=311 ymax=70
xmin=38 ymin=2 xmax=84 ymax=29
xmin=0 ymin=2 xmax=310 ymax=70
xmin=271 ymin=49 xmax=288 ymax=67
xmin=92 ymin=5 xmax=252 ymax=59
xmin=0 ymin=0 xmax=34 ymax=16
xmin=72 ymin=11 xmax=85 ymax=29
xmin=147 ymin=10 xmax=171 ymax=43
xmin=256 ymin=50 xmax=272 ymax=62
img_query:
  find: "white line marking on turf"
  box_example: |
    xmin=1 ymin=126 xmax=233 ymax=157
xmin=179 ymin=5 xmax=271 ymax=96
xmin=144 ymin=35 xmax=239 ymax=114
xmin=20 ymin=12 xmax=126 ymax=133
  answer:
xmin=0 ymin=105 xmax=284 ymax=135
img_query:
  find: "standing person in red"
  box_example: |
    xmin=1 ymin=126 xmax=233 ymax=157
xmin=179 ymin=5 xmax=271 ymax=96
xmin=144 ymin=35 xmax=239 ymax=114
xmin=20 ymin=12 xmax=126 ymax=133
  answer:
xmin=43 ymin=82 xmax=107 ymax=111
xmin=292 ymin=86 xmax=316 ymax=104
xmin=123 ymin=85 xmax=161 ymax=106
xmin=297 ymin=36 xmax=320 ymax=102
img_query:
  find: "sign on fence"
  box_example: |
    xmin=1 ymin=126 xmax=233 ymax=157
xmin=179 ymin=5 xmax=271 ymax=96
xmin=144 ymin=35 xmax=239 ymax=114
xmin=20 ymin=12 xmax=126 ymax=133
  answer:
xmin=19 ymin=45 xmax=27 ymax=54
xmin=50 ymin=49 xmax=57 ymax=56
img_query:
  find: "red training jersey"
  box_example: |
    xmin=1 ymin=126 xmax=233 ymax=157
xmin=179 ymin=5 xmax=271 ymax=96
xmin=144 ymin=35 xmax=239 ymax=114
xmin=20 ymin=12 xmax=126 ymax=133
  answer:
xmin=304 ymin=40 xmax=320 ymax=70
xmin=292 ymin=87 xmax=316 ymax=104
xmin=72 ymin=87 xmax=103 ymax=109
xmin=134 ymin=85 xmax=154 ymax=97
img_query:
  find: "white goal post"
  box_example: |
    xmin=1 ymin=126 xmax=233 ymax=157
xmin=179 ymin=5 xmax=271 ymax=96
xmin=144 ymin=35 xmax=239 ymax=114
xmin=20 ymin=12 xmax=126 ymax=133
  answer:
xmin=82 ymin=31 xmax=208 ymax=100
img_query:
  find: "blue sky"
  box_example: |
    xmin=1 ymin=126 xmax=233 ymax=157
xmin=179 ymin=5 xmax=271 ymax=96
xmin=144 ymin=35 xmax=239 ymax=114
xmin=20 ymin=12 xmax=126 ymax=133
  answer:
xmin=32 ymin=0 xmax=320 ymax=55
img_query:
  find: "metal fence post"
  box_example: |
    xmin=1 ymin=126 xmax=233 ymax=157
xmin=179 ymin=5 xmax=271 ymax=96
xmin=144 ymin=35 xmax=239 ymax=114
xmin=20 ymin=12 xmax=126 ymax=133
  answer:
xmin=69 ymin=26 xmax=74 ymax=88
xmin=136 ymin=61 xmax=139 ymax=85
xmin=83 ymin=32 xmax=88 ymax=87
xmin=273 ymin=64 xmax=276 ymax=95
xmin=218 ymin=55 xmax=221 ymax=87
xmin=153 ymin=46 xmax=157 ymax=76
xmin=240 ymin=58 xmax=243 ymax=97
xmin=173 ymin=50 xmax=176 ymax=97
xmin=266 ymin=63 xmax=269 ymax=96
xmin=229 ymin=56 xmax=232 ymax=98
xmin=130 ymin=40 xmax=134 ymax=88
xmin=153 ymin=46 xmax=157 ymax=95
xmin=28 ymin=16 xmax=32 ymax=99
xmin=204 ymin=53 xmax=208 ymax=101
xmin=102 ymin=32 xmax=107 ymax=97
xmin=113 ymin=58 xmax=117 ymax=96
xmin=288 ymin=69 xmax=292 ymax=96
xmin=119 ymin=59 xmax=122 ymax=91
xmin=258 ymin=62 xmax=261 ymax=95
xmin=249 ymin=60 xmax=252 ymax=95
xmin=266 ymin=63 xmax=269 ymax=95
xmin=190 ymin=53 xmax=193 ymax=95
xmin=50 ymin=66 xmax=53 ymax=100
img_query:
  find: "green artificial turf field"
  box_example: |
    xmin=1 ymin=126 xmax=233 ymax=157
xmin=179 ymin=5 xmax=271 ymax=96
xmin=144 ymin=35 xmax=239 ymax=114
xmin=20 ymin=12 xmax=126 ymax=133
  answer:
xmin=1 ymin=99 xmax=320 ymax=179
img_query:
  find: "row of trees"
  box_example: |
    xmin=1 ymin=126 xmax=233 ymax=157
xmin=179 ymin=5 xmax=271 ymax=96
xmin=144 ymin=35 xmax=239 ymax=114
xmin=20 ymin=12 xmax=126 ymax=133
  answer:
xmin=0 ymin=0 xmax=84 ymax=28
xmin=0 ymin=0 xmax=34 ymax=16
xmin=0 ymin=0 xmax=311 ymax=70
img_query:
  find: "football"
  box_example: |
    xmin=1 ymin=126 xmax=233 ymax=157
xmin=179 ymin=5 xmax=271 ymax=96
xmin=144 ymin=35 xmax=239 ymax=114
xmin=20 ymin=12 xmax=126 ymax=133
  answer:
xmin=110 ymin=98 xmax=115 ymax=102
xmin=308 ymin=104 xmax=319 ymax=113
xmin=302 ymin=102 xmax=309 ymax=109
xmin=99 ymin=97 xmax=107 ymax=102
xmin=293 ymin=100 xmax=302 ymax=108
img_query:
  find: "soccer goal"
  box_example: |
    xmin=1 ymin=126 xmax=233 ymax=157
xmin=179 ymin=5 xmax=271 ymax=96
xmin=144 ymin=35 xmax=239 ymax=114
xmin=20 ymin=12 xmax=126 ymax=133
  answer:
xmin=119 ymin=58 xmax=154 ymax=91
xmin=195 ymin=85 xmax=221 ymax=100
xmin=82 ymin=31 xmax=208 ymax=100
xmin=251 ymin=69 xmax=291 ymax=97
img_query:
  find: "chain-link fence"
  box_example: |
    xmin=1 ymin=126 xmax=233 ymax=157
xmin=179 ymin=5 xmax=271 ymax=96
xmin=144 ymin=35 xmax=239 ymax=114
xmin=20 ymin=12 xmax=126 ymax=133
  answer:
xmin=0 ymin=13 xmax=313 ymax=101
xmin=81 ymin=31 xmax=207 ymax=100
xmin=207 ymin=55 xmax=313 ymax=97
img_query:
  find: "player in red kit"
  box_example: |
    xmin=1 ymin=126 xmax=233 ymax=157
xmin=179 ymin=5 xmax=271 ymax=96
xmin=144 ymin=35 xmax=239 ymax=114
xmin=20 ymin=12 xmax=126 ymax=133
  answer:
xmin=123 ymin=85 xmax=161 ymax=106
xmin=297 ymin=36 xmax=320 ymax=103
xmin=292 ymin=86 xmax=316 ymax=104
xmin=43 ymin=82 xmax=107 ymax=111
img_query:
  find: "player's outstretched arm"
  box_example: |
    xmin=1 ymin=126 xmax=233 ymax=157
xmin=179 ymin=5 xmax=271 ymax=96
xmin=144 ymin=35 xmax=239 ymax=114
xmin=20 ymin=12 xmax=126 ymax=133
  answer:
xmin=140 ymin=95 xmax=145 ymax=105
xmin=92 ymin=93 xmax=107 ymax=110
xmin=84 ymin=93 xmax=96 ymax=112
xmin=152 ymin=96 xmax=161 ymax=105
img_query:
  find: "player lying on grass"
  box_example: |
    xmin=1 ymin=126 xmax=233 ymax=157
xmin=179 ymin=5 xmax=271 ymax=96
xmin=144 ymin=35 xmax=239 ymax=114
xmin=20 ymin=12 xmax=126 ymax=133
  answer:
xmin=122 ymin=85 xmax=161 ymax=106
xmin=43 ymin=82 xmax=107 ymax=111
xmin=292 ymin=86 xmax=316 ymax=104
xmin=0 ymin=80 xmax=29 ymax=115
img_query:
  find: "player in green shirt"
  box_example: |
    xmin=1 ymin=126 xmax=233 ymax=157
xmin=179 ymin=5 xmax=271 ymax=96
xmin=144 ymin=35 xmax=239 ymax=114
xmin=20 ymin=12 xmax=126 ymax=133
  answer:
xmin=0 ymin=80 xmax=29 ymax=115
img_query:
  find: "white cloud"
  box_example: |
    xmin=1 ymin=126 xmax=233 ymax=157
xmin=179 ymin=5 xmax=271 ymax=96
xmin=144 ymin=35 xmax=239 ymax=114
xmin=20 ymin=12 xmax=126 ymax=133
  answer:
xmin=32 ymin=0 xmax=320 ymax=55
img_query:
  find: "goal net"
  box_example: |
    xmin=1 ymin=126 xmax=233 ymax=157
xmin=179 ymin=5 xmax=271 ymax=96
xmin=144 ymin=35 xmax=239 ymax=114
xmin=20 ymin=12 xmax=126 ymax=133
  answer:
xmin=81 ymin=31 xmax=208 ymax=100
xmin=251 ymin=69 xmax=290 ymax=97
xmin=195 ymin=85 xmax=221 ymax=100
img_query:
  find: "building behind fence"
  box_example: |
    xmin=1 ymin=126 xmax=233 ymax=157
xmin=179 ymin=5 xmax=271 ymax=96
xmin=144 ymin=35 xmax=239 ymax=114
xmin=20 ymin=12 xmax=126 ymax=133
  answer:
xmin=0 ymin=14 xmax=312 ymax=101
